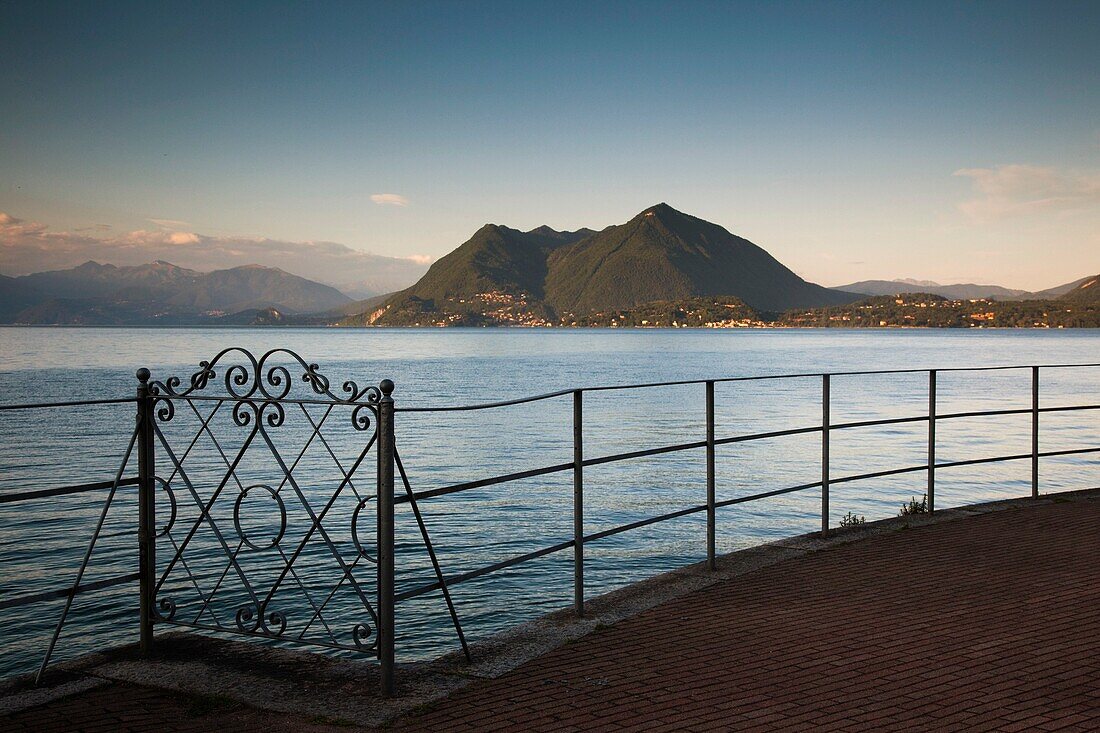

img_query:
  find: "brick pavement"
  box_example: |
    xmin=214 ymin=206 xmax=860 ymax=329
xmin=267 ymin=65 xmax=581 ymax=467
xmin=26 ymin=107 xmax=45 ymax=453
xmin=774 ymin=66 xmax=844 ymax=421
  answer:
xmin=4 ymin=495 xmax=1100 ymax=732
xmin=0 ymin=681 xmax=349 ymax=733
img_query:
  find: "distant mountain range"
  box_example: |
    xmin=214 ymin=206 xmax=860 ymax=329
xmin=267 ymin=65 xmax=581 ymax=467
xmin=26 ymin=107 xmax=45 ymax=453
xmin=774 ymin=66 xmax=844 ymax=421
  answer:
xmin=0 ymin=261 xmax=351 ymax=324
xmin=782 ymin=278 xmax=1100 ymax=328
xmin=832 ymin=276 xmax=1089 ymax=301
xmin=0 ymin=206 xmax=1095 ymax=327
xmin=361 ymin=204 xmax=860 ymax=326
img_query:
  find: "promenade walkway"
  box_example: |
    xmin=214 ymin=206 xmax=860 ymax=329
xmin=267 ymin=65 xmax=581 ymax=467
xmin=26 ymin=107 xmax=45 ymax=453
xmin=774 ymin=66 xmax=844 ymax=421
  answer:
xmin=4 ymin=491 xmax=1099 ymax=732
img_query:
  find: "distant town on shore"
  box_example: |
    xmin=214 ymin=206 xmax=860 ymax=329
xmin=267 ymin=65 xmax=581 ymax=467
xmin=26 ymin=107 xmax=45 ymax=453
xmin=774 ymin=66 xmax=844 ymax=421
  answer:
xmin=1 ymin=204 xmax=1096 ymax=328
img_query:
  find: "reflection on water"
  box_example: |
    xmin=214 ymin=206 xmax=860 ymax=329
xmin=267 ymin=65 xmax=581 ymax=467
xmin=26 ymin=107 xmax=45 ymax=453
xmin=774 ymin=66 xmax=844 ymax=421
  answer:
xmin=1 ymin=327 xmax=1098 ymax=679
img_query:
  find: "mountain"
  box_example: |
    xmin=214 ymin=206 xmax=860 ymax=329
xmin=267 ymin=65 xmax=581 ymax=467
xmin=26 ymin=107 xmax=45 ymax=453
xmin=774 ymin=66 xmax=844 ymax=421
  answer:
xmin=367 ymin=205 xmax=859 ymax=325
xmin=1060 ymin=274 xmax=1099 ymax=304
xmin=0 ymin=273 xmax=44 ymax=321
xmin=394 ymin=224 xmax=569 ymax=302
xmin=1 ymin=260 xmax=352 ymax=324
xmin=834 ymin=279 xmax=1030 ymax=300
xmin=1031 ymin=276 xmax=1093 ymax=300
xmin=544 ymin=204 xmax=858 ymax=314
xmin=367 ymin=225 xmax=595 ymax=325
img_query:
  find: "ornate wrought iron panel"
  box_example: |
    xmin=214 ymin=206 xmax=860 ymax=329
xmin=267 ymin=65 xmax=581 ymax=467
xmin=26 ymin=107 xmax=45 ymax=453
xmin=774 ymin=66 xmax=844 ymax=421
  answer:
xmin=147 ymin=349 xmax=385 ymax=655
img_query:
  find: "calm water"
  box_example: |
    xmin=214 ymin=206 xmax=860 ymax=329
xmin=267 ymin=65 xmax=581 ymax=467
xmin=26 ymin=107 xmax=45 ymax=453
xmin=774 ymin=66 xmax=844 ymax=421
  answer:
xmin=1 ymin=327 xmax=1098 ymax=680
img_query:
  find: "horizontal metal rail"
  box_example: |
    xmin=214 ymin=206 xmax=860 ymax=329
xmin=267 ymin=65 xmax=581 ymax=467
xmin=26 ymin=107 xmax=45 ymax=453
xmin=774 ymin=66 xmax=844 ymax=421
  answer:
xmin=158 ymin=617 xmax=382 ymax=656
xmin=0 ymin=397 xmax=137 ymax=411
xmin=152 ymin=394 xmax=380 ymax=408
xmin=394 ymin=362 xmax=1100 ymax=413
xmin=584 ymin=504 xmax=707 ymax=543
xmin=394 ymin=540 xmax=576 ymax=602
xmin=394 ymin=444 xmax=1100 ymax=602
xmin=0 ymin=573 xmax=140 ymax=611
xmin=715 ymin=480 xmax=825 ymax=509
xmin=394 ymin=462 xmax=575 ymax=503
xmin=395 ymin=404 xmax=1100 ymax=505
xmin=1 ymin=365 xmax=1094 ymax=415
xmin=0 ymin=477 xmax=140 ymax=504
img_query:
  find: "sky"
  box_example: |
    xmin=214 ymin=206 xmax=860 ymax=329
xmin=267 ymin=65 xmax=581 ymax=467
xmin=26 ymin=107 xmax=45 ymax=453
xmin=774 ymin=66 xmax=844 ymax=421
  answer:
xmin=1 ymin=0 xmax=1098 ymax=291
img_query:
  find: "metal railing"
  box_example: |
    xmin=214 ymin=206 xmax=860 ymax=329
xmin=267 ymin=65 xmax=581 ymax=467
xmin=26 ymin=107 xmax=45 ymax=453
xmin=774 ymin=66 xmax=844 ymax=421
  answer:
xmin=1 ymin=355 xmax=1098 ymax=698
xmin=388 ymin=363 xmax=1100 ymax=623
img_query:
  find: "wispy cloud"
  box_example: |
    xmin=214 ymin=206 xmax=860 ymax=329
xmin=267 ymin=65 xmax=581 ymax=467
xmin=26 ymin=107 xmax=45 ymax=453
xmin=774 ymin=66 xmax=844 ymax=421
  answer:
xmin=370 ymin=193 xmax=409 ymax=207
xmin=148 ymin=218 xmax=191 ymax=229
xmin=954 ymin=164 xmax=1100 ymax=220
xmin=0 ymin=212 xmax=431 ymax=297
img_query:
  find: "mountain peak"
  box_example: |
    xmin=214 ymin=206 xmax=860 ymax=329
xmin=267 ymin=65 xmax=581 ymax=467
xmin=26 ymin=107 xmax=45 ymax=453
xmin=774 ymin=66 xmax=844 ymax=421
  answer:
xmin=638 ymin=202 xmax=679 ymax=219
xmin=473 ymin=223 xmax=519 ymax=238
xmin=632 ymin=203 xmax=700 ymax=234
xmin=542 ymin=205 xmax=854 ymax=314
xmin=75 ymin=260 xmax=112 ymax=271
xmin=147 ymin=260 xmax=184 ymax=270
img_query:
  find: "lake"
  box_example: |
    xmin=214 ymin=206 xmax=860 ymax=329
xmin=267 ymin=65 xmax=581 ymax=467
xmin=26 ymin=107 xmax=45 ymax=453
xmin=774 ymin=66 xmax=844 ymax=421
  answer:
xmin=1 ymin=327 xmax=1098 ymax=680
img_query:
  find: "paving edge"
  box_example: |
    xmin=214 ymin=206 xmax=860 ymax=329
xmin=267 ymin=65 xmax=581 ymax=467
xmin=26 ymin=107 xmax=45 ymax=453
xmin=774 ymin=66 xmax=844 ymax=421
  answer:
xmin=3 ymin=487 xmax=1098 ymax=727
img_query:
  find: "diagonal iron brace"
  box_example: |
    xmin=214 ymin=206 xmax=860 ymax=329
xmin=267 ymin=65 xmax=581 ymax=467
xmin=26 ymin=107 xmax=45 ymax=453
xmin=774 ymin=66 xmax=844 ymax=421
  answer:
xmin=394 ymin=447 xmax=470 ymax=663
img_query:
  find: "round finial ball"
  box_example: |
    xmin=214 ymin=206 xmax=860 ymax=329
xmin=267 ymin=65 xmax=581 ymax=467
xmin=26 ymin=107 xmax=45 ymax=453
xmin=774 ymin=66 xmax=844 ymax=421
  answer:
xmin=136 ymin=367 xmax=151 ymax=383
xmin=379 ymin=378 xmax=395 ymax=396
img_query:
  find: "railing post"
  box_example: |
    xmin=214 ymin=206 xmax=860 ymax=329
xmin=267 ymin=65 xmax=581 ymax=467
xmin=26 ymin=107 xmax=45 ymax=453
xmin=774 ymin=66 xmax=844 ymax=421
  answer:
xmin=821 ymin=374 xmax=830 ymax=537
xmin=573 ymin=389 xmax=584 ymax=617
xmin=705 ymin=381 xmax=716 ymax=570
xmin=377 ymin=379 xmax=396 ymax=697
xmin=928 ymin=370 xmax=936 ymax=513
xmin=135 ymin=368 xmax=156 ymax=656
xmin=1032 ymin=366 xmax=1039 ymax=499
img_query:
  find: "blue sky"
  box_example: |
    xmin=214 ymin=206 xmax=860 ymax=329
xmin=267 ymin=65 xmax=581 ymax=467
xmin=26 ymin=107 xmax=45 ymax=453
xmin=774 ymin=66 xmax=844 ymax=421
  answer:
xmin=1 ymin=1 xmax=1098 ymax=289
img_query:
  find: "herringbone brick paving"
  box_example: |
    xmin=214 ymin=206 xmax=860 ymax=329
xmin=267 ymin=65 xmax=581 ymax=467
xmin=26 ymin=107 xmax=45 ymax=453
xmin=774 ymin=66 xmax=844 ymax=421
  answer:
xmin=4 ymin=497 xmax=1100 ymax=732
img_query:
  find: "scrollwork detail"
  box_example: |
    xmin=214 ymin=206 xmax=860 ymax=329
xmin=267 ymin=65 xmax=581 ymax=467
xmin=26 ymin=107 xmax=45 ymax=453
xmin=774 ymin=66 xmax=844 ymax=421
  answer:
xmin=232 ymin=400 xmax=256 ymax=427
xmin=352 ymin=623 xmax=375 ymax=651
xmin=350 ymin=497 xmax=377 ymax=562
xmin=154 ymin=597 xmax=177 ymax=622
xmin=153 ymin=396 xmax=175 ymax=422
xmin=155 ymin=476 xmax=177 ymax=537
xmin=233 ymin=484 xmax=287 ymax=551
xmin=235 ymin=604 xmax=259 ymax=632
xmin=234 ymin=603 xmax=288 ymax=636
xmin=146 ymin=348 xmax=385 ymax=409
xmin=262 ymin=610 xmax=287 ymax=636
xmin=351 ymin=404 xmax=374 ymax=432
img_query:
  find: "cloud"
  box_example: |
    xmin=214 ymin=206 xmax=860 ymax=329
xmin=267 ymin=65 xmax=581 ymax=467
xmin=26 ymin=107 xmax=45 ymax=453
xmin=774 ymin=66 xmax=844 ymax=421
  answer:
xmin=148 ymin=218 xmax=191 ymax=229
xmin=370 ymin=193 xmax=409 ymax=207
xmin=0 ymin=212 xmax=431 ymax=298
xmin=954 ymin=164 xmax=1100 ymax=220
xmin=169 ymin=231 xmax=200 ymax=244
xmin=0 ymin=212 xmax=47 ymax=237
